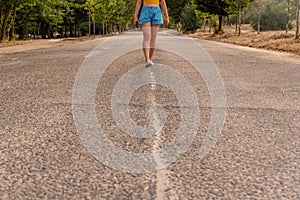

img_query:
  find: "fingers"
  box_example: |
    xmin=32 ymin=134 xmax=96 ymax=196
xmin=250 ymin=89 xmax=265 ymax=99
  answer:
xmin=165 ymin=19 xmax=169 ymax=26
xmin=133 ymin=18 xmax=139 ymax=27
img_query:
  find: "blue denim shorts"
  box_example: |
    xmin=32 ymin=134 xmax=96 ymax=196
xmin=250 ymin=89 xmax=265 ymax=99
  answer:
xmin=139 ymin=6 xmax=163 ymax=25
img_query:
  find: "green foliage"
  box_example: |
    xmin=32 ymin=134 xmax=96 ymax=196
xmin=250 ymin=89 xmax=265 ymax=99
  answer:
xmin=194 ymin=0 xmax=230 ymax=16
xmin=246 ymin=0 xmax=292 ymax=31
xmin=0 ymin=0 xmax=137 ymax=40
xmin=180 ymin=3 xmax=201 ymax=32
xmin=166 ymin=0 xmax=186 ymax=23
xmin=1 ymin=0 xmax=300 ymax=40
xmin=225 ymin=0 xmax=253 ymax=15
xmin=194 ymin=0 xmax=232 ymax=33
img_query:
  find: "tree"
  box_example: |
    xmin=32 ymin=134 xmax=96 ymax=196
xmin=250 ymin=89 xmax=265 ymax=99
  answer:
xmin=180 ymin=2 xmax=200 ymax=33
xmin=296 ymin=0 xmax=299 ymax=38
xmin=0 ymin=0 xmax=37 ymax=41
xmin=166 ymin=0 xmax=186 ymax=23
xmin=0 ymin=2 xmax=13 ymax=41
xmin=73 ymin=0 xmax=88 ymax=37
xmin=194 ymin=0 xmax=231 ymax=33
xmin=84 ymin=0 xmax=97 ymax=37
xmin=286 ymin=0 xmax=292 ymax=34
xmin=226 ymin=0 xmax=253 ymax=35
xmin=247 ymin=0 xmax=291 ymax=31
xmin=1 ymin=0 xmax=164 ymax=41
xmin=257 ymin=0 xmax=262 ymax=34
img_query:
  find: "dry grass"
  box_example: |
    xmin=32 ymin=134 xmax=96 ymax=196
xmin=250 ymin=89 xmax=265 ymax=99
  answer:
xmin=189 ymin=24 xmax=300 ymax=55
xmin=0 ymin=36 xmax=93 ymax=49
xmin=0 ymin=39 xmax=34 ymax=48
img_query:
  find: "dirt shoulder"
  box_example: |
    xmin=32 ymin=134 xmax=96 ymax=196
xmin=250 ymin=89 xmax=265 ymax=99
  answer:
xmin=0 ymin=36 xmax=103 ymax=55
xmin=189 ymin=24 xmax=300 ymax=56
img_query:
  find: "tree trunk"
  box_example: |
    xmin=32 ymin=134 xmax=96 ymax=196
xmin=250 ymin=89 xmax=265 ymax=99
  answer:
xmin=209 ymin=19 xmax=212 ymax=33
xmin=47 ymin=24 xmax=51 ymax=38
xmin=218 ymin=15 xmax=222 ymax=34
xmin=106 ymin=22 xmax=108 ymax=35
xmin=235 ymin=14 xmax=238 ymax=33
xmin=9 ymin=5 xmax=17 ymax=41
xmin=202 ymin=19 xmax=206 ymax=33
xmin=74 ymin=22 xmax=77 ymax=38
xmin=102 ymin=20 xmax=105 ymax=35
xmin=22 ymin=14 xmax=29 ymax=39
xmin=88 ymin=14 xmax=91 ymax=38
xmin=70 ymin=24 xmax=73 ymax=37
xmin=238 ymin=4 xmax=241 ymax=36
xmin=33 ymin=22 xmax=36 ymax=39
xmin=38 ymin=22 xmax=40 ymax=39
xmin=78 ymin=23 xmax=80 ymax=37
xmin=93 ymin=19 xmax=96 ymax=38
xmin=286 ymin=0 xmax=290 ymax=34
xmin=41 ymin=21 xmax=45 ymax=38
xmin=0 ymin=4 xmax=12 ymax=41
xmin=258 ymin=0 xmax=262 ymax=34
xmin=226 ymin=15 xmax=230 ymax=26
xmin=296 ymin=0 xmax=299 ymax=39
xmin=64 ymin=24 xmax=67 ymax=37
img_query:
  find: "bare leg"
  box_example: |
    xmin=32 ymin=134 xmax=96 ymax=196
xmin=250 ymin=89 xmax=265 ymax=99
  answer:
xmin=141 ymin=22 xmax=152 ymax=63
xmin=149 ymin=24 xmax=160 ymax=63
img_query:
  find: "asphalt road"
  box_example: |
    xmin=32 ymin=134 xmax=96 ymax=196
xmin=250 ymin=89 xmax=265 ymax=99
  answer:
xmin=1 ymin=31 xmax=299 ymax=199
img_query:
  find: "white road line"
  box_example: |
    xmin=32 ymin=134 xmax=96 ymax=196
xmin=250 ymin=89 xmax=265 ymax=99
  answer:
xmin=150 ymin=71 xmax=157 ymax=91
xmin=149 ymin=67 xmax=178 ymax=200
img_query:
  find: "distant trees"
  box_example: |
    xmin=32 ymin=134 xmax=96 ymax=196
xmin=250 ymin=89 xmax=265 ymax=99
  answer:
xmin=193 ymin=0 xmax=253 ymax=34
xmin=194 ymin=0 xmax=231 ymax=33
xmin=226 ymin=0 xmax=254 ymax=35
xmin=1 ymin=0 xmax=300 ymax=41
xmin=191 ymin=0 xmax=300 ymax=37
xmin=0 ymin=0 xmax=135 ymax=42
xmin=0 ymin=0 xmax=30 ymax=41
xmin=0 ymin=0 xmax=78 ymax=41
xmin=247 ymin=0 xmax=292 ymax=31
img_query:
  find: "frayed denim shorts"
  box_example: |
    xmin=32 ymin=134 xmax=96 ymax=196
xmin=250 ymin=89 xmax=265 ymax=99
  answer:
xmin=139 ymin=6 xmax=163 ymax=25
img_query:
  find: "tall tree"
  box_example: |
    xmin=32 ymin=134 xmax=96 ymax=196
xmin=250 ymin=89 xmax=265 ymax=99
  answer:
xmin=194 ymin=0 xmax=231 ymax=33
xmin=226 ymin=0 xmax=252 ymax=35
xmin=286 ymin=0 xmax=292 ymax=34
xmin=0 ymin=1 xmax=13 ymax=41
xmin=296 ymin=0 xmax=299 ymax=38
xmin=257 ymin=0 xmax=263 ymax=34
xmin=165 ymin=0 xmax=186 ymax=23
xmin=73 ymin=0 xmax=88 ymax=37
xmin=180 ymin=2 xmax=200 ymax=32
xmin=84 ymin=0 xmax=98 ymax=37
xmin=0 ymin=0 xmax=35 ymax=41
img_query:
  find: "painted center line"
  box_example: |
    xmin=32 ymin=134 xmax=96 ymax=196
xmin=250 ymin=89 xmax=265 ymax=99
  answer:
xmin=149 ymin=66 xmax=178 ymax=200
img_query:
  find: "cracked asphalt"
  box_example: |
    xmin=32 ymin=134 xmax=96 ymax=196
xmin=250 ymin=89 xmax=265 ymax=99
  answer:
xmin=1 ymin=31 xmax=299 ymax=199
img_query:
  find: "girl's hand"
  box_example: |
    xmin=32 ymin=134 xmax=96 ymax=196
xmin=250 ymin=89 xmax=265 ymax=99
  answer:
xmin=165 ymin=17 xmax=169 ymax=27
xmin=133 ymin=17 xmax=139 ymax=27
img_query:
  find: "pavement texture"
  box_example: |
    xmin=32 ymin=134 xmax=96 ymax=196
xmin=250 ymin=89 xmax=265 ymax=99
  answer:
xmin=1 ymin=31 xmax=299 ymax=199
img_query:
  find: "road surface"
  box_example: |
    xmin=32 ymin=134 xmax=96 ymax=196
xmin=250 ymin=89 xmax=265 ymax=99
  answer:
xmin=1 ymin=31 xmax=299 ymax=199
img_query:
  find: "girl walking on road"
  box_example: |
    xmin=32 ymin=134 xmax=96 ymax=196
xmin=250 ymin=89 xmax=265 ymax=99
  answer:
xmin=133 ymin=0 xmax=169 ymax=66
